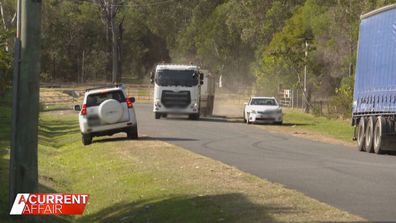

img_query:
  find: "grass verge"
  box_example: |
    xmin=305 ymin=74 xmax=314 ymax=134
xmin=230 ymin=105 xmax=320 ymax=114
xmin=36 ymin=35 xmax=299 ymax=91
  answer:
xmin=255 ymin=109 xmax=355 ymax=146
xmin=1 ymin=109 xmax=364 ymax=222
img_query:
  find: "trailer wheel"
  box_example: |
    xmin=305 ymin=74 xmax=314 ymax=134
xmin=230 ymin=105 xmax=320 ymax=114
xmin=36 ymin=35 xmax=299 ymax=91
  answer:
xmin=357 ymin=118 xmax=366 ymax=151
xmin=373 ymin=116 xmax=385 ymax=154
xmin=365 ymin=116 xmax=375 ymax=153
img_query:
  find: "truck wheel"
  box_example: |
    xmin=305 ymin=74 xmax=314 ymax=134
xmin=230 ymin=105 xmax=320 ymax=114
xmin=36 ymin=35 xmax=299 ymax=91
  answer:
xmin=155 ymin=113 xmax=161 ymax=119
xmin=82 ymin=134 xmax=92 ymax=146
xmin=365 ymin=116 xmax=375 ymax=153
xmin=162 ymin=113 xmax=168 ymax=118
xmin=127 ymin=126 xmax=138 ymax=140
xmin=189 ymin=114 xmax=199 ymax=120
xmin=374 ymin=116 xmax=385 ymax=154
xmin=357 ymin=118 xmax=366 ymax=151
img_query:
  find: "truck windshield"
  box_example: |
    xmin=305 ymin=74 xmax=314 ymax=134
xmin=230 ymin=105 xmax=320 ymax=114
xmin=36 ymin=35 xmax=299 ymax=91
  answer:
xmin=155 ymin=69 xmax=198 ymax=87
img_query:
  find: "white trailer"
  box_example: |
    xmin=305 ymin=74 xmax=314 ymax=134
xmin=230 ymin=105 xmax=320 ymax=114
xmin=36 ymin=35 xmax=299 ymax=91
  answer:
xmin=200 ymin=69 xmax=215 ymax=116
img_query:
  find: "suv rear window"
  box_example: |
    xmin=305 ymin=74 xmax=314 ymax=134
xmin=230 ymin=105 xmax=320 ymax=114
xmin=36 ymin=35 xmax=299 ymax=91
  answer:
xmin=86 ymin=90 xmax=126 ymax=107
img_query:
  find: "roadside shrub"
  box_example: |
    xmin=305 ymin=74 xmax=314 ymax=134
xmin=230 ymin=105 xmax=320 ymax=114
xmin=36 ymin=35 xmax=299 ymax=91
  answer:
xmin=329 ymin=76 xmax=353 ymax=119
xmin=0 ymin=31 xmax=12 ymax=97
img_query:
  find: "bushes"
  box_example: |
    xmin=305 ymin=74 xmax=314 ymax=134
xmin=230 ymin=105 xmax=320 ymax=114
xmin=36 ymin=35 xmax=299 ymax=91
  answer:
xmin=329 ymin=76 xmax=353 ymax=118
xmin=0 ymin=31 xmax=12 ymax=97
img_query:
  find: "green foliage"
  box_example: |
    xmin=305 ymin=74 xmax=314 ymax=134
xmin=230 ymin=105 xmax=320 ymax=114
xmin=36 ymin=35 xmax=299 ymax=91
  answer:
xmin=330 ymin=76 xmax=354 ymax=118
xmin=0 ymin=31 xmax=13 ymax=97
xmin=3 ymin=0 xmax=396 ymax=114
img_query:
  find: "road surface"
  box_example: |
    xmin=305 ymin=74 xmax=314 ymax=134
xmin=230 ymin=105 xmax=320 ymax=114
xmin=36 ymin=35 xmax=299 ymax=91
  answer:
xmin=135 ymin=104 xmax=396 ymax=222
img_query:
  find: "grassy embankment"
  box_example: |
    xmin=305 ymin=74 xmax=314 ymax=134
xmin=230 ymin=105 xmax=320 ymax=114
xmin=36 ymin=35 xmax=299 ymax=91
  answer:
xmin=280 ymin=109 xmax=354 ymax=143
xmin=0 ymin=104 xmax=364 ymax=222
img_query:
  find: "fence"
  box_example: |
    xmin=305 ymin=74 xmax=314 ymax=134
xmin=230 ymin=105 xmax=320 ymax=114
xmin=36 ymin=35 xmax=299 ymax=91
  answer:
xmin=39 ymin=84 xmax=154 ymax=111
xmin=277 ymin=88 xmax=333 ymax=116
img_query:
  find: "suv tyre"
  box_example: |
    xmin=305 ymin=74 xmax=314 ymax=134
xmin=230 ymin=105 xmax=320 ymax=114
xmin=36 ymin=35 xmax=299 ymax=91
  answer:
xmin=127 ymin=126 xmax=138 ymax=139
xmin=82 ymin=134 xmax=92 ymax=145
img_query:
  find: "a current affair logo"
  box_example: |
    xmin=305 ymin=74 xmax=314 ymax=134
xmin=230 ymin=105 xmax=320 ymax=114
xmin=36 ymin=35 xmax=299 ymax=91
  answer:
xmin=10 ymin=193 xmax=89 ymax=215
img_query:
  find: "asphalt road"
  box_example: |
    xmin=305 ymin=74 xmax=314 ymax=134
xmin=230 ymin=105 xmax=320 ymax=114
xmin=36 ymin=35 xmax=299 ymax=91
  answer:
xmin=135 ymin=104 xmax=396 ymax=222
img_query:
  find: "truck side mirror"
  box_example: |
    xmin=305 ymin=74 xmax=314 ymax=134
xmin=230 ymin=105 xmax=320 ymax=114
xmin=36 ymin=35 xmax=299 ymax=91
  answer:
xmin=200 ymin=73 xmax=204 ymax=81
xmin=74 ymin=105 xmax=81 ymax=111
xmin=150 ymin=72 xmax=154 ymax=84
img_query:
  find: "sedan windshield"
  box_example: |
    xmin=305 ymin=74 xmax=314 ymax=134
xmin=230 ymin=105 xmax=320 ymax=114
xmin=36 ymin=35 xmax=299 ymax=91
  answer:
xmin=250 ymin=98 xmax=277 ymax=106
xmin=155 ymin=69 xmax=198 ymax=87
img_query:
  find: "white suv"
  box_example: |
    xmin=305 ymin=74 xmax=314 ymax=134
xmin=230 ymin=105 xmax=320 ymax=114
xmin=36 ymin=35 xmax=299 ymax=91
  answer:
xmin=75 ymin=85 xmax=138 ymax=145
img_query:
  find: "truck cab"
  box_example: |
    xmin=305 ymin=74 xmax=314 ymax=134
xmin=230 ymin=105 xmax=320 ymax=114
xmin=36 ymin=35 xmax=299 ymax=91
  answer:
xmin=152 ymin=64 xmax=202 ymax=120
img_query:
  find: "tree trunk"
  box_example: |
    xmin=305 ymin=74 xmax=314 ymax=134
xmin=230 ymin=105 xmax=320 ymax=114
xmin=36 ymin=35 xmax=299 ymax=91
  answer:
xmin=111 ymin=1 xmax=118 ymax=84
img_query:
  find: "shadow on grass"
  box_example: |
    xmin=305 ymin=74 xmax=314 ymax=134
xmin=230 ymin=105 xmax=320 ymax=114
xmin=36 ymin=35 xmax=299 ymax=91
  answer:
xmin=38 ymin=118 xmax=80 ymax=138
xmin=93 ymin=136 xmax=199 ymax=144
xmin=138 ymin=136 xmax=199 ymax=142
xmin=38 ymin=118 xmax=80 ymax=148
xmin=258 ymin=122 xmax=310 ymax=127
xmin=76 ymin=193 xmax=287 ymax=223
xmin=162 ymin=116 xmax=244 ymax=124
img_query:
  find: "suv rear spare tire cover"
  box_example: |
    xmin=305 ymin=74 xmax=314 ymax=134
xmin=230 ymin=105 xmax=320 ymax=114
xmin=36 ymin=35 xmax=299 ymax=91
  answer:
xmin=98 ymin=99 xmax=123 ymax=124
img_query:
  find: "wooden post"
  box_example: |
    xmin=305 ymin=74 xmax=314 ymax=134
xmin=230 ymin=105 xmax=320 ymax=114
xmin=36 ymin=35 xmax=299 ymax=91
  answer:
xmin=9 ymin=0 xmax=42 ymax=211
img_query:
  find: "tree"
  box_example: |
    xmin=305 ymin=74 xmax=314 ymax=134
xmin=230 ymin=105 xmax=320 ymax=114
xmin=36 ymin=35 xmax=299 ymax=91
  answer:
xmin=95 ymin=0 xmax=124 ymax=83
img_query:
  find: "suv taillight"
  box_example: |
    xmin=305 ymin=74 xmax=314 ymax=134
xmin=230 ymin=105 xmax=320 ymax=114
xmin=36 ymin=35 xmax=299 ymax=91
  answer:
xmin=126 ymin=98 xmax=133 ymax=108
xmin=81 ymin=104 xmax=87 ymax=116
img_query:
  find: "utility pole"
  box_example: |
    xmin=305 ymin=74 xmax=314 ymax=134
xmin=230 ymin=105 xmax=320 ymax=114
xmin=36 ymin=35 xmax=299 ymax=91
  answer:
xmin=9 ymin=0 xmax=42 ymax=210
xmin=111 ymin=0 xmax=118 ymax=83
xmin=304 ymin=40 xmax=309 ymax=113
xmin=81 ymin=50 xmax=85 ymax=83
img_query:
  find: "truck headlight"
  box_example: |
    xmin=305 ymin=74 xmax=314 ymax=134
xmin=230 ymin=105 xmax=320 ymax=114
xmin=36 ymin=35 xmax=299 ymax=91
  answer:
xmin=155 ymin=100 xmax=162 ymax=108
xmin=190 ymin=102 xmax=198 ymax=109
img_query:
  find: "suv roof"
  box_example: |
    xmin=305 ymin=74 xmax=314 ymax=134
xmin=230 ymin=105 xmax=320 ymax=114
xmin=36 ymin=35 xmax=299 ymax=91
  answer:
xmin=85 ymin=85 xmax=124 ymax=95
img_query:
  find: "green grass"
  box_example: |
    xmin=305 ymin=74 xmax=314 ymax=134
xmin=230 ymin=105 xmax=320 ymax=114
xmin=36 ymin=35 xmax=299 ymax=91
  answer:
xmin=0 ymin=106 xmax=364 ymax=222
xmin=281 ymin=109 xmax=354 ymax=142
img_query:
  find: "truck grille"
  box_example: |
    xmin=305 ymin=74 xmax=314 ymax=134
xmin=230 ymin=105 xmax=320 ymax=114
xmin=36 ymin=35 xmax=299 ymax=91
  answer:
xmin=161 ymin=90 xmax=191 ymax=108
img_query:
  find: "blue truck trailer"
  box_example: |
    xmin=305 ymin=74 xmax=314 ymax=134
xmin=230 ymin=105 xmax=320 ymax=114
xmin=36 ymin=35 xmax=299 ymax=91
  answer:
xmin=353 ymin=4 xmax=396 ymax=154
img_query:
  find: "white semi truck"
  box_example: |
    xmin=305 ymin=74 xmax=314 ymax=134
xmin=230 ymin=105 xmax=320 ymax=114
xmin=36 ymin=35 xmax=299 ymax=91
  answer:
xmin=151 ymin=64 xmax=215 ymax=120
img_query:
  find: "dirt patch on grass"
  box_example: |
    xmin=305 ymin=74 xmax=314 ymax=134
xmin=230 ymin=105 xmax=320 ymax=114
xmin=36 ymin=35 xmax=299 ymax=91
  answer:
xmin=255 ymin=124 xmax=355 ymax=148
